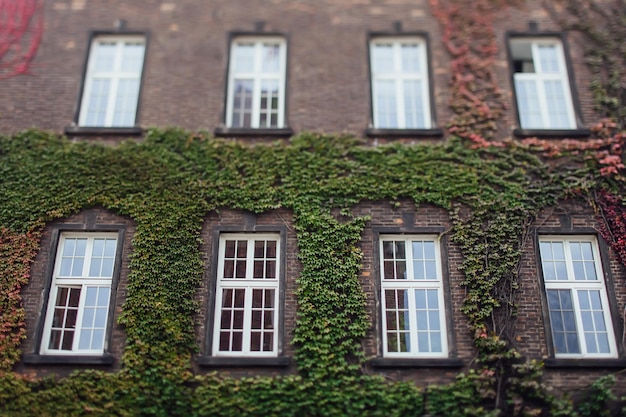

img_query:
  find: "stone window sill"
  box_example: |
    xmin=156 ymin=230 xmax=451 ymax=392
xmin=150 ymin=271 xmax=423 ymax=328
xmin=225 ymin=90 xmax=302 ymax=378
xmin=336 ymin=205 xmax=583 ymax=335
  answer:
xmin=197 ymin=356 xmax=291 ymax=368
xmin=544 ymin=358 xmax=626 ymax=368
xmin=365 ymin=128 xmax=444 ymax=139
xmin=513 ymin=128 xmax=591 ymax=139
xmin=64 ymin=126 xmax=143 ymax=137
xmin=213 ymin=127 xmax=294 ymax=138
xmin=22 ymin=353 xmax=114 ymax=365
xmin=369 ymin=357 xmax=464 ymax=368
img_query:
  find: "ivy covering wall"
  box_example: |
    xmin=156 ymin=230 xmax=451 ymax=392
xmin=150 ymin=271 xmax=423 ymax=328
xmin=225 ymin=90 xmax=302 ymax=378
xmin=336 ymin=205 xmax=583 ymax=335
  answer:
xmin=1 ymin=0 xmax=626 ymax=415
xmin=0 ymin=128 xmax=621 ymax=416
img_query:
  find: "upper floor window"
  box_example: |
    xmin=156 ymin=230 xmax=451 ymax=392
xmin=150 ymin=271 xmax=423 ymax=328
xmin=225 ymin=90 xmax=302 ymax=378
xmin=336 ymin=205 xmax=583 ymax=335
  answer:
xmin=510 ymin=38 xmax=576 ymax=130
xmin=370 ymin=37 xmax=432 ymax=129
xmin=41 ymin=233 xmax=119 ymax=355
xmin=212 ymin=233 xmax=280 ymax=356
xmin=538 ymin=236 xmax=617 ymax=358
xmin=78 ymin=36 xmax=146 ymax=128
xmin=225 ymin=37 xmax=287 ymax=129
xmin=379 ymin=235 xmax=448 ymax=357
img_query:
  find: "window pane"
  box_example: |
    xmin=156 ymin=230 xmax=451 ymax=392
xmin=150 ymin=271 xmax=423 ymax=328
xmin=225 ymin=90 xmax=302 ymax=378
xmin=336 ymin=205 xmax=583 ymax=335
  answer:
xmin=112 ymin=79 xmax=140 ymax=127
xmin=264 ymin=289 xmax=275 ymax=308
xmin=252 ymin=289 xmax=262 ymax=308
xmin=266 ymin=241 xmax=276 ymax=258
xmin=233 ymin=43 xmax=255 ymax=72
xmin=417 ymin=332 xmax=429 ymax=352
xmin=431 ymin=332 xmax=442 ymax=352
xmin=78 ymin=330 xmax=92 ymax=350
xmin=515 ymin=77 xmax=542 ymax=129
xmin=232 ymin=332 xmax=243 ymax=351
xmin=68 ymin=288 xmax=81 ymax=307
xmin=547 ymin=289 xmax=580 ymax=354
xmin=225 ymin=240 xmax=236 ymax=258
xmin=400 ymin=43 xmax=420 ymax=73
xmin=540 ymin=241 xmax=568 ymax=280
xmin=120 ymin=42 xmax=145 ymax=72
xmin=403 ymin=80 xmax=425 ymax=129
xmin=372 ymin=43 xmax=394 ymax=73
xmin=260 ymin=80 xmax=280 ymax=128
xmin=91 ymin=330 xmax=105 ymax=350
xmin=265 ymin=261 xmax=276 ymax=279
xmin=84 ymin=79 xmax=110 ymax=127
xmin=578 ymin=290 xmax=610 ymax=354
xmin=231 ymin=80 xmax=253 ymax=128
xmin=93 ymin=42 xmax=116 ymax=72
xmin=251 ymin=332 xmax=261 ymax=351
xmin=261 ymin=43 xmax=280 ymax=73
xmin=536 ymin=44 xmax=559 ymax=73
xmin=375 ymin=80 xmax=398 ymax=128
xmin=263 ymin=333 xmax=273 ymax=351
xmin=251 ymin=311 xmax=262 ymax=329
xmin=543 ymin=80 xmax=570 ymax=129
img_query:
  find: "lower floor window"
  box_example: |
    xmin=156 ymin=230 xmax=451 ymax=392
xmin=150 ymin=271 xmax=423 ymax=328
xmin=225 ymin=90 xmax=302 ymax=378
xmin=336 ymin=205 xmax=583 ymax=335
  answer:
xmin=41 ymin=233 xmax=118 ymax=355
xmin=212 ymin=233 xmax=280 ymax=356
xmin=539 ymin=236 xmax=617 ymax=358
xmin=380 ymin=235 xmax=448 ymax=358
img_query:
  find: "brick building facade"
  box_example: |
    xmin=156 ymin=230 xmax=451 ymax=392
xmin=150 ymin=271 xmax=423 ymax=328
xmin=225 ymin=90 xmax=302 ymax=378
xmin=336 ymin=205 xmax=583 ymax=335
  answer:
xmin=2 ymin=0 xmax=626 ymax=405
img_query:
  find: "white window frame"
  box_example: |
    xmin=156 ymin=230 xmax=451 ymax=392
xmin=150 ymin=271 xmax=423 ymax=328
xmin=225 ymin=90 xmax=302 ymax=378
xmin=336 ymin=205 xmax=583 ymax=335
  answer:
xmin=78 ymin=35 xmax=146 ymax=127
xmin=511 ymin=38 xmax=576 ymax=129
xmin=369 ymin=37 xmax=432 ymax=129
xmin=379 ymin=235 xmax=448 ymax=358
xmin=212 ymin=233 xmax=281 ymax=357
xmin=539 ymin=236 xmax=618 ymax=359
xmin=41 ymin=232 xmax=118 ymax=355
xmin=225 ymin=37 xmax=287 ymax=129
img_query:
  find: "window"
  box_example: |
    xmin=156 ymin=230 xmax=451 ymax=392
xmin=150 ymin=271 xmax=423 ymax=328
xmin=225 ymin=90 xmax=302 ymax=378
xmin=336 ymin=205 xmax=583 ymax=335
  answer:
xmin=225 ymin=37 xmax=286 ymax=129
xmin=510 ymin=38 xmax=576 ymax=129
xmin=539 ymin=236 xmax=617 ymax=358
xmin=370 ymin=38 xmax=432 ymax=129
xmin=212 ymin=233 xmax=280 ymax=356
xmin=41 ymin=233 xmax=118 ymax=355
xmin=380 ymin=235 xmax=448 ymax=357
xmin=78 ymin=36 xmax=146 ymax=127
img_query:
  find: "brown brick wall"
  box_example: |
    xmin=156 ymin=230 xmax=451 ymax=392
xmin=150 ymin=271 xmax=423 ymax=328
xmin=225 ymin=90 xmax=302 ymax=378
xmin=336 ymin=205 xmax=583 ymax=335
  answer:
xmin=0 ymin=0 xmax=597 ymax=140
xmin=16 ymin=207 xmax=135 ymax=378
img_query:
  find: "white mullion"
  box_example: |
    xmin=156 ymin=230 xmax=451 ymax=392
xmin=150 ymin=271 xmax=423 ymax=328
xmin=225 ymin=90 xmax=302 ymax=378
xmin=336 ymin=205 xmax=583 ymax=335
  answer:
xmin=563 ymin=240 xmax=575 ymax=282
xmin=73 ymin=237 xmax=93 ymax=350
xmin=225 ymin=65 xmax=236 ymax=127
xmin=103 ymin=42 xmax=122 ymax=127
xmin=271 ymin=285 xmax=279 ymax=352
xmin=41 ymin=285 xmax=59 ymax=353
xmin=528 ymin=44 xmax=545 ymax=128
xmin=245 ymin=238 xmax=255 ymax=280
xmin=436 ymin=286 xmax=448 ymax=353
xmin=72 ymin=284 xmax=88 ymax=351
xmin=568 ymin=287 xmax=586 ymax=354
xmin=598 ymin=287 xmax=618 ymax=356
xmin=393 ymin=43 xmax=405 ymax=128
xmin=277 ymin=42 xmax=286 ymax=128
xmin=242 ymin=286 xmax=252 ymax=353
xmin=370 ymin=44 xmax=380 ymax=127
xmin=417 ymin=42 xmax=430 ymax=128
xmin=553 ymin=43 xmax=576 ymax=128
xmin=212 ymin=286 xmax=225 ymax=354
xmin=251 ymin=43 xmax=262 ymax=128
xmin=407 ymin=282 xmax=418 ymax=354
